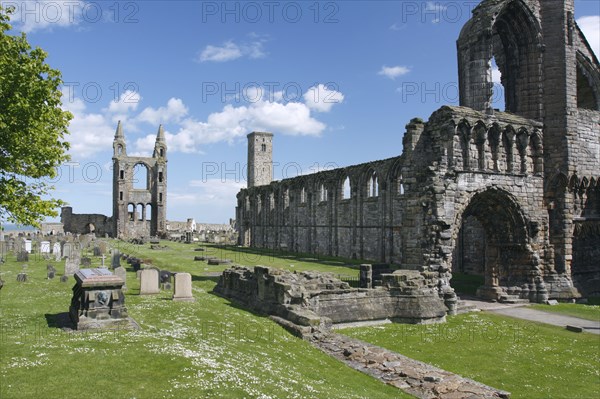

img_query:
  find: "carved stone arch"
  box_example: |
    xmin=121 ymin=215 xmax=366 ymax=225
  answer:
xmin=450 ymin=187 xmax=535 ymax=301
xmin=529 ymin=129 xmax=543 ymax=175
xmin=576 ymin=51 xmax=600 ymax=110
xmin=502 ymin=125 xmax=517 ymax=173
xmin=458 ymin=0 xmax=543 ymax=118
xmin=457 ymin=119 xmax=472 ymax=170
xmin=441 ymin=120 xmax=457 ymax=168
xmin=132 ymin=162 xmax=151 ymax=190
xmin=386 ymin=158 xmax=404 ymax=196
xmin=569 ymin=174 xmax=580 ymax=193
xmin=474 ymin=121 xmax=488 ymax=170
xmin=488 ymin=123 xmax=502 ymax=171
xmin=516 ymin=127 xmax=530 ymax=173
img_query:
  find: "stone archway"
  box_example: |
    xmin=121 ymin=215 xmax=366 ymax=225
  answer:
xmin=451 ymin=188 xmax=535 ymax=301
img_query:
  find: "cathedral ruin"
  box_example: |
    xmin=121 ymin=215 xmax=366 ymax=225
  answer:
xmin=236 ymin=0 xmax=600 ymax=302
xmin=61 ymin=122 xmax=168 ymax=239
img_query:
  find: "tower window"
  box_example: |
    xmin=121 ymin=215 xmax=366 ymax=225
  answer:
xmin=261 ymin=144 xmax=266 ymax=152
xmin=160 ymin=148 xmax=164 ymax=157
xmin=159 ymin=172 xmax=163 ymax=183
xmin=119 ymin=191 xmax=123 ymax=201
xmin=159 ymin=193 xmax=163 ymax=202
xmin=120 ymin=170 xmax=124 ymax=179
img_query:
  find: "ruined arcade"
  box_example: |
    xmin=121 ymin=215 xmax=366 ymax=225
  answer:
xmin=236 ymin=0 xmax=600 ymax=303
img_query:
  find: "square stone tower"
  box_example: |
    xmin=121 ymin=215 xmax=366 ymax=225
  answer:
xmin=247 ymin=132 xmax=273 ymax=188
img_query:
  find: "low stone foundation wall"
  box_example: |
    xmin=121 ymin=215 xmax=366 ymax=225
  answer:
xmin=214 ymin=266 xmax=451 ymax=335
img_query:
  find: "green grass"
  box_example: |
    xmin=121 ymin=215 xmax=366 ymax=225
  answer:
xmin=0 ymin=240 xmax=407 ymax=399
xmin=530 ymin=303 xmax=600 ymax=321
xmin=340 ymin=313 xmax=600 ymax=399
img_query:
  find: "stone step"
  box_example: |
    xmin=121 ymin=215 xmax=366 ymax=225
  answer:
xmin=499 ymin=295 xmax=529 ymax=304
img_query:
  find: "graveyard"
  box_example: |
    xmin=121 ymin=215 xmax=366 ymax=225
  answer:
xmin=0 ymin=238 xmax=598 ymax=398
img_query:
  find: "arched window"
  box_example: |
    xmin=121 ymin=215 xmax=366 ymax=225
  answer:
xmin=137 ymin=203 xmax=145 ymax=221
xmin=320 ymin=184 xmax=328 ymax=202
xmin=146 ymin=204 xmax=152 ymax=221
xmin=128 ymin=203 xmax=135 ymax=221
xmin=300 ymin=187 xmax=306 ymax=204
xmin=133 ymin=163 xmax=149 ymax=190
xmin=342 ymin=177 xmax=351 ymax=199
xmin=368 ymin=172 xmax=378 ymax=197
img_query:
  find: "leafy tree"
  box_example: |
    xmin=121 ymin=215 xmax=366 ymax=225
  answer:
xmin=0 ymin=6 xmax=72 ymax=227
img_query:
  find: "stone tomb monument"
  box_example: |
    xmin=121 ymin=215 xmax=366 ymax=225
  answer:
xmin=69 ymin=268 xmax=133 ymax=330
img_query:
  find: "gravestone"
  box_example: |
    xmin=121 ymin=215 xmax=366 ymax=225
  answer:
xmin=53 ymin=242 xmax=62 ymax=261
xmin=47 ymin=264 xmax=56 ymax=279
xmin=81 ymin=257 xmax=92 ymax=267
xmin=93 ymin=246 xmax=102 ymax=257
xmin=172 ymin=273 xmax=194 ymax=302
xmin=98 ymin=241 xmax=108 ymax=254
xmin=111 ymin=250 xmax=121 ymax=269
xmin=60 ymin=275 xmax=69 ymax=283
xmin=16 ymin=251 xmax=29 ymax=262
xmin=114 ymin=266 xmax=127 ymax=290
xmin=62 ymin=242 xmax=74 ymax=259
xmin=16 ymin=273 xmax=27 ymax=282
xmin=69 ymin=268 xmax=130 ymax=330
xmin=40 ymin=241 xmax=51 ymax=254
xmin=139 ymin=269 xmax=159 ymax=295
xmin=64 ymin=251 xmax=81 ymax=276
xmin=24 ymin=240 xmax=32 ymax=253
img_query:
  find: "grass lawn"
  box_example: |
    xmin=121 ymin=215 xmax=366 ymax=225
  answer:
xmin=529 ymin=303 xmax=600 ymax=322
xmin=0 ymin=240 xmax=407 ymax=399
xmin=340 ymin=312 xmax=600 ymax=399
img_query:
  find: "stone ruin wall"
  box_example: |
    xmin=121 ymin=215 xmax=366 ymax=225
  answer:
xmin=60 ymin=207 xmax=113 ymax=237
xmin=214 ymin=265 xmax=449 ymax=335
xmin=237 ymin=106 xmax=562 ymax=300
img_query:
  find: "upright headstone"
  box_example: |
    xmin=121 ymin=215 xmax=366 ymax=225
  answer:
xmin=111 ymin=250 xmax=121 ymax=269
xmin=81 ymin=257 xmax=92 ymax=267
xmin=140 ymin=269 xmax=159 ymax=295
xmin=24 ymin=240 xmax=32 ymax=253
xmin=98 ymin=241 xmax=108 ymax=254
xmin=40 ymin=241 xmax=51 ymax=254
xmin=53 ymin=242 xmax=62 ymax=261
xmin=114 ymin=266 xmax=127 ymax=290
xmin=64 ymin=250 xmax=81 ymax=276
xmin=93 ymin=246 xmax=102 ymax=257
xmin=172 ymin=273 xmax=195 ymax=302
xmin=62 ymin=242 xmax=73 ymax=259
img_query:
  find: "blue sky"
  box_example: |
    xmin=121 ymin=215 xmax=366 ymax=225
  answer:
xmin=4 ymin=0 xmax=599 ymax=224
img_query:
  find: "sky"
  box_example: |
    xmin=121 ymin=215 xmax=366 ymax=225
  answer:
xmin=3 ymin=0 xmax=599 ymax=224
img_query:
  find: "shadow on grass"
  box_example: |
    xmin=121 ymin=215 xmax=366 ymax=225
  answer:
xmin=191 ymin=274 xmax=220 ymax=283
xmin=45 ymin=312 xmax=74 ymax=329
xmin=213 ymin=244 xmax=366 ymax=269
xmin=208 ymin=289 xmax=272 ymax=320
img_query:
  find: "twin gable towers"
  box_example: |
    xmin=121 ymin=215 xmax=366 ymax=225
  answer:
xmin=112 ymin=122 xmax=167 ymax=239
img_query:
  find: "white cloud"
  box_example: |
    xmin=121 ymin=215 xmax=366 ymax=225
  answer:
xmin=578 ymin=16 xmax=600 ymax=59
xmin=107 ymin=90 xmax=141 ymax=114
xmin=197 ymin=39 xmax=266 ymax=63
xmin=63 ymin=82 xmax=342 ymax=157
xmin=303 ymin=84 xmax=345 ymax=113
xmin=136 ymin=98 xmax=188 ymax=125
xmin=491 ymin=66 xmax=502 ymax=84
xmin=61 ymin=94 xmax=115 ymax=158
xmin=378 ymin=65 xmax=411 ymax=79
xmin=6 ymin=0 xmax=86 ymax=33
xmin=197 ymin=41 xmax=243 ymax=62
